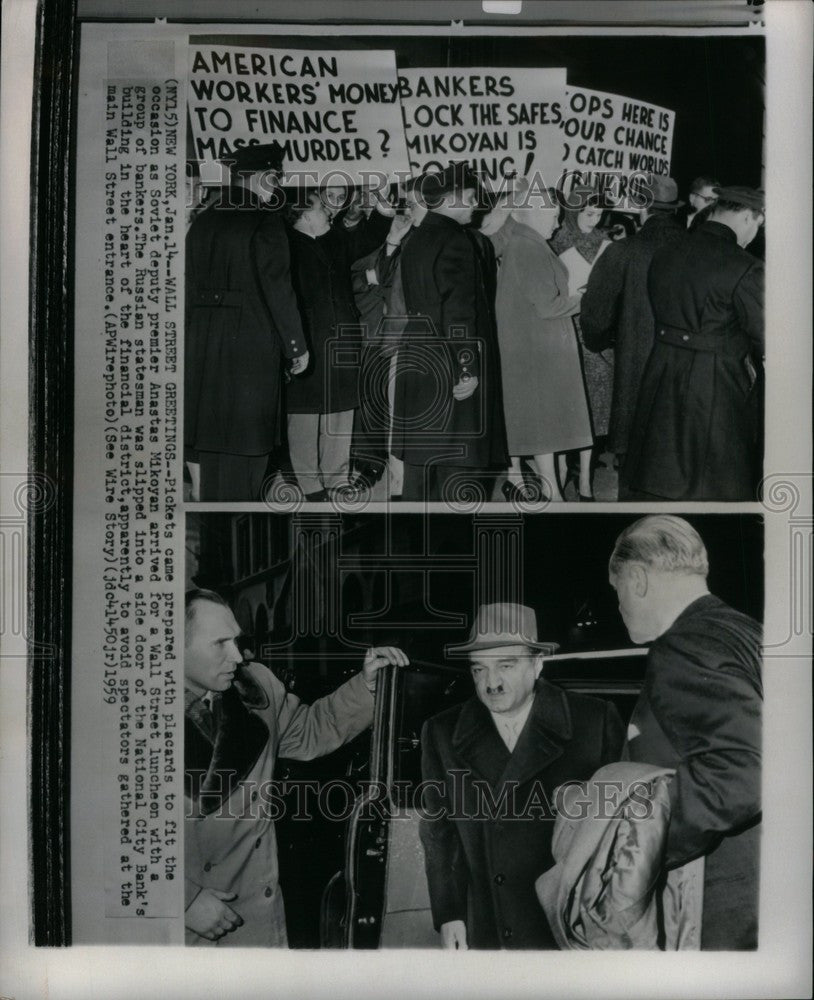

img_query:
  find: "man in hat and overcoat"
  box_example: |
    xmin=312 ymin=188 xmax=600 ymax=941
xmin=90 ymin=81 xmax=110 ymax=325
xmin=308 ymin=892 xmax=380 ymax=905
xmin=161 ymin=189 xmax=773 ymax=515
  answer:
xmin=185 ymin=143 xmax=309 ymax=501
xmin=624 ymin=186 xmax=765 ymax=500
xmin=392 ymin=164 xmax=508 ymax=501
xmin=579 ymin=175 xmax=686 ymax=496
xmin=419 ymin=603 xmax=624 ymax=950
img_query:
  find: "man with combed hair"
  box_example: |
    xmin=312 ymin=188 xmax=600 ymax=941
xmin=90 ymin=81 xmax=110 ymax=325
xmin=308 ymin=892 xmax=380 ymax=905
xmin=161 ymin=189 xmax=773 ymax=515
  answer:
xmin=609 ymin=516 xmax=762 ymax=949
xmin=625 ymin=186 xmax=765 ymax=500
xmin=183 ymin=588 xmax=408 ymax=946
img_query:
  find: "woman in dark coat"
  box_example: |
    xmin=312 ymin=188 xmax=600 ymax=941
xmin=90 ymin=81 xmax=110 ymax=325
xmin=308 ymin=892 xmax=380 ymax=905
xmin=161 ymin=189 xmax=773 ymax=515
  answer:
xmin=550 ymin=191 xmax=614 ymax=500
xmin=486 ymin=195 xmax=592 ymax=501
xmin=284 ymin=189 xmax=389 ymax=499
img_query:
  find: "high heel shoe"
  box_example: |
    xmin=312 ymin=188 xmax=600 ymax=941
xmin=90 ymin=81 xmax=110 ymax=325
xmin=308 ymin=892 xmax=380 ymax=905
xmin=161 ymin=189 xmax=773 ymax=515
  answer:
xmin=563 ymin=465 xmax=595 ymax=501
xmin=556 ymin=465 xmax=577 ymax=501
xmin=525 ymin=472 xmax=563 ymax=503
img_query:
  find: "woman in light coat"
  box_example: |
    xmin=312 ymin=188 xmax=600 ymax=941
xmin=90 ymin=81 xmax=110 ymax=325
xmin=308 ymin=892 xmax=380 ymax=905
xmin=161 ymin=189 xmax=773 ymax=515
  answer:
xmin=485 ymin=191 xmax=593 ymax=501
xmin=550 ymin=191 xmax=614 ymax=499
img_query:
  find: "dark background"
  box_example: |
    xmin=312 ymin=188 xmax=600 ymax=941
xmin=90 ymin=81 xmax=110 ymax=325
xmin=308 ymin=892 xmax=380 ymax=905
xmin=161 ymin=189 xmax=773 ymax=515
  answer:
xmin=192 ymin=512 xmax=764 ymax=664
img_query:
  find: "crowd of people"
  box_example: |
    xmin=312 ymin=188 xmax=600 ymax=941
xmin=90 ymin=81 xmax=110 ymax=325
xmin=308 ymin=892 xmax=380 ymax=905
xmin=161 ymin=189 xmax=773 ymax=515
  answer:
xmin=184 ymin=142 xmax=765 ymax=502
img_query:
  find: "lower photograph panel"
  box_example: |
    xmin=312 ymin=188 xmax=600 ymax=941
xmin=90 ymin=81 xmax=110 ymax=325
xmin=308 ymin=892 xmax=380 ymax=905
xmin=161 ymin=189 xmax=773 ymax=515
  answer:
xmin=182 ymin=512 xmax=763 ymax=951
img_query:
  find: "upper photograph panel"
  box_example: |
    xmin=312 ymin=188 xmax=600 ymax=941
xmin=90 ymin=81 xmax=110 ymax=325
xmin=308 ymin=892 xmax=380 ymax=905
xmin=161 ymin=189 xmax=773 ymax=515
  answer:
xmin=182 ymin=30 xmax=765 ymax=505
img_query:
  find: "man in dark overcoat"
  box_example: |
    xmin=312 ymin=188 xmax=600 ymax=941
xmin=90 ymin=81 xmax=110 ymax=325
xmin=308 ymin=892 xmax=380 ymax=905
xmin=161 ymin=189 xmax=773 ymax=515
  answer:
xmin=349 ymin=192 xmax=419 ymax=493
xmin=624 ymin=186 xmax=765 ymax=500
xmin=393 ymin=165 xmax=507 ymax=501
xmin=579 ymin=176 xmax=685 ymax=495
xmin=419 ymin=603 xmax=624 ymax=950
xmin=184 ymin=143 xmax=308 ymax=501
xmin=609 ymin=516 xmax=762 ymax=949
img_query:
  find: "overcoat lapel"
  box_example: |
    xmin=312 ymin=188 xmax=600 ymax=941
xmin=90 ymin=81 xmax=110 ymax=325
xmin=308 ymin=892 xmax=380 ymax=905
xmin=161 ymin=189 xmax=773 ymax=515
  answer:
xmin=451 ymin=697 xmax=511 ymax=787
xmin=498 ymin=680 xmax=572 ymax=789
xmin=450 ymin=679 xmax=572 ymax=791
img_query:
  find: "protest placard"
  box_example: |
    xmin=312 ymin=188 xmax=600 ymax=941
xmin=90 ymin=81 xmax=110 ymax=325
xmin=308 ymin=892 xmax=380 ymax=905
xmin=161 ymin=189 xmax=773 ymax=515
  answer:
xmin=398 ymin=67 xmax=566 ymax=189
xmin=561 ymin=86 xmax=675 ymax=205
xmin=188 ymin=45 xmax=410 ymax=183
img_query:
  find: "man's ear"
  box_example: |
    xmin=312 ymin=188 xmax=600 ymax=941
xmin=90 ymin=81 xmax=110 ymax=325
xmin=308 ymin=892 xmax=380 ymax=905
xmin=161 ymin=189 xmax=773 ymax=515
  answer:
xmin=532 ymin=653 xmax=544 ymax=679
xmin=629 ymin=562 xmax=649 ymax=598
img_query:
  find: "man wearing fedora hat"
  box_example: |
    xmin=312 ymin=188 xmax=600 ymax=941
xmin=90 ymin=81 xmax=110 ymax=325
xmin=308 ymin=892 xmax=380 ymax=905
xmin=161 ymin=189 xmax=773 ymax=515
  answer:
xmin=625 ymin=185 xmax=765 ymax=501
xmin=419 ymin=603 xmax=624 ymax=950
xmin=185 ymin=142 xmax=309 ymax=501
xmin=580 ymin=174 xmax=686 ymax=497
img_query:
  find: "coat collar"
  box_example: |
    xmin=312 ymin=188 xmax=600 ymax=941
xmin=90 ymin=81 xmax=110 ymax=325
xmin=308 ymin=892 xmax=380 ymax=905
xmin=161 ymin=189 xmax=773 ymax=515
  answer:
xmin=451 ymin=678 xmax=573 ymax=789
xmin=205 ymin=184 xmax=268 ymax=212
xmin=185 ymin=665 xmax=270 ymax=816
xmin=696 ymin=219 xmax=738 ymax=244
xmin=504 ymin=214 xmax=550 ymax=249
xmin=668 ymin=592 xmax=723 ymax=628
xmin=420 ymin=210 xmax=466 ymax=233
xmin=641 ymin=213 xmax=683 ymax=235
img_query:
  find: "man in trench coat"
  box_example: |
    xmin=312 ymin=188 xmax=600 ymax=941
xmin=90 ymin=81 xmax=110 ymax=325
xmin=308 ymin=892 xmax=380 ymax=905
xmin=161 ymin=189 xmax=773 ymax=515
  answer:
xmin=624 ymin=186 xmax=765 ymax=500
xmin=184 ymin=142 xmax=309 ymax=502
xmin=419 ymin=603 xmax=624 ymax=950
xmin=579 ymin=176 xmax=686 ymax=491
xmin=183 ymin=588 xmax=408 ymax=946
xmin=609 ymin=515 xmax=762 ymax=949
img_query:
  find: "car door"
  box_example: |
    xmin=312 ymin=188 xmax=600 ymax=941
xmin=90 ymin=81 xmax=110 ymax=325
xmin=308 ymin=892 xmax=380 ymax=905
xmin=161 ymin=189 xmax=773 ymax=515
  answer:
xmin=321 ymin=659 xmax=469 ymax=948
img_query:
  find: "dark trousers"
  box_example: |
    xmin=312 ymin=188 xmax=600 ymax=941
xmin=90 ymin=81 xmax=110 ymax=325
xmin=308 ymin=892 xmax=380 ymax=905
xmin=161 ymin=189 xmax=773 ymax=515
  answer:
xmin=199 ymin=451 xmax=269 ymax=502
xmin=616 ymin=452 xmax=635 ymax=501
xmin=401 ymin=462 xmax=493 ymax=503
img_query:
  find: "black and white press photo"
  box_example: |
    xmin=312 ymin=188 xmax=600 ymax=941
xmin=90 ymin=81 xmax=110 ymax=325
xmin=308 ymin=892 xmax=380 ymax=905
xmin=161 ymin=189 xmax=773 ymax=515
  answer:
xmin=1 ymin=3 xmax=811 ymax=1000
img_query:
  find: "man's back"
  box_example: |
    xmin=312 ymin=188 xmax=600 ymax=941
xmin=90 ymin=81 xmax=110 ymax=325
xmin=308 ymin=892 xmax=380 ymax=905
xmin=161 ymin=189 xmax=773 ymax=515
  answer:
xmin=580 ymin=214 xmax=685 ymax=457
xmin=399 ymin=211 xmax=477 ymax=339
xmin=393 ymin=212 xmax=485 ymax=473
xmin=624 ymin=219 xmax=764 ymax=499
xmin=626 ymin=593 xmax=762 ymax=949
xmin=648 ymin=220 xmax=764 ymax=351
